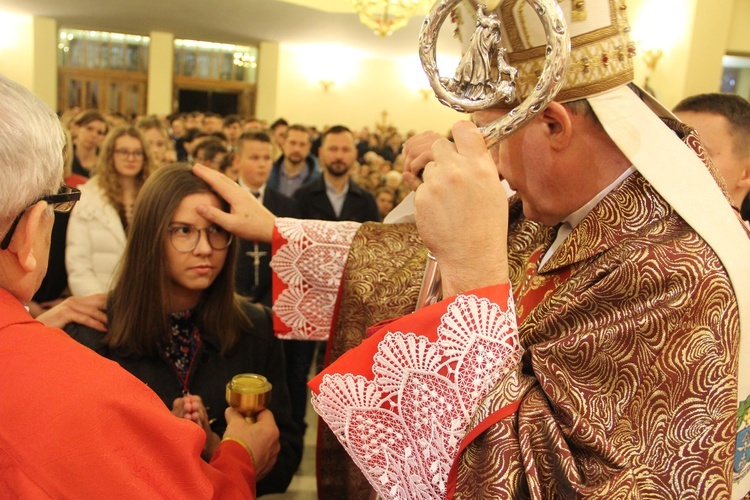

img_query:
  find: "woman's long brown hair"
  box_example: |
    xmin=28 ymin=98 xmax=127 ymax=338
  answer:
xmin=94 ymin=126 xmax=154 ymax=209
xmin=105 ymin=163 xmax=251 ymax=356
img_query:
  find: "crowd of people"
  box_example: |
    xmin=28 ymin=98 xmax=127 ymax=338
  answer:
xmin=16 ymin=102 xmax=424 ymax=497
xmin=5 ymin=85 xmax=750 ymax=499
xmin=2 ymin=0 xmax=750 ymax=496
xmin=32 ymin=107 xmax=419 ymax=313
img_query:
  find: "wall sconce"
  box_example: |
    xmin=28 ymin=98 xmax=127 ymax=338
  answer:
xmin=319 ymin=80 xmax=334 ymax=92
xmin=642 ymin=48 xmax=663 ymax=72
xmin=419 ymin=88 xmax=432 ymax=101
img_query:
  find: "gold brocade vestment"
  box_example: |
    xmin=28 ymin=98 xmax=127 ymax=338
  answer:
xmin=317 ymin=222 xmax=428 ymax=499
xmin=316 ymin=122 xmax=744 ymax=498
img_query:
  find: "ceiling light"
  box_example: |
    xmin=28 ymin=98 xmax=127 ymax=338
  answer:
xmin=351 ymin=0 xmax=430 ymax=37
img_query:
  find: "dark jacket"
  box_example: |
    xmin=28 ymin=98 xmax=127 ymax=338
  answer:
xmin=66 ymin=303 xmax=302 ymax=496
xmin=236 ymin=188 xmax=300 ymax=306
xmin=293 ymin=176 xmax=380 ymax=223
xmin=267 ymin=155 xmax=321 ymax=196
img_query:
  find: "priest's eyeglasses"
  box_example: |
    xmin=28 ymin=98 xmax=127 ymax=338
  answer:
xmin=1 ymin=185 xmax=81 ymax=250
xmin=167 ymin=224 xmax=233 ymax=252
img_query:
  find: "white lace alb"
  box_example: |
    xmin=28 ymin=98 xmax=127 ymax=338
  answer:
xmin=271 ymin=218 xmax=361 ymax=340
xmin=312 ymin=293 xmax=522 ymax=499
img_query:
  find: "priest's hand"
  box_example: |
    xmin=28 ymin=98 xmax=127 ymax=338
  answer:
xmin=223 ymin=408 xmax=280 ymax=480
xmin=36 ymin=294 xmax=107 ymax=331
xmin=402 ymin=130 xmax=443 ymax=190
xmin=415 ymin=120 xmax=510 ymax=297
xmin=172 ymin=394 xmax=221 ymax=460
xmin=192 ymin=164 xmax=276 ymax=243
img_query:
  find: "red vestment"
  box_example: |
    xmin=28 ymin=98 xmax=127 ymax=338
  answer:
xmin=0 ymin=289 xmax=256 ymax=498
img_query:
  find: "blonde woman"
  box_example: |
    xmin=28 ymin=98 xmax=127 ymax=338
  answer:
xmin=66 ymin=126 xmax=154 ymax=296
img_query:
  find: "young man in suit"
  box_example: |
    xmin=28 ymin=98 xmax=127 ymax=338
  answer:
xmin=233 ymin=131 xmax=299 ymax=306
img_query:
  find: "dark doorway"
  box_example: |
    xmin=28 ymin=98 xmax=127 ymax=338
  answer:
xmin=178 ymin=89 xmax=239 ymax=115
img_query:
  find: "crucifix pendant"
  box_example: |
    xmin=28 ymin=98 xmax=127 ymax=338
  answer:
xmin=245 ymin=242 xmax=268 ymax=289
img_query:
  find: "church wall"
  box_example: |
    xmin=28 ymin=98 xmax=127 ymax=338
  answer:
xmin=274 ymin=44 xmax=468 ymax=135
xmin=629 ymin=0 xmax=741 ymax=108
xmin=147 ymin=32 xmax=174 ymax=116
xmin=256 ymin=41 xmax=281 ymax=124
xmin=728 ymin=0 xmax=750 ymax=53
xmin=32 ymin=17 xmax=57 ymax=110
xmin=2 ymin=0 xmax=750 ymax=127
xmin=681 ymin=0 xmax=736 ymax=101
xmin=0 ymin=12 xmax=34 ymax=92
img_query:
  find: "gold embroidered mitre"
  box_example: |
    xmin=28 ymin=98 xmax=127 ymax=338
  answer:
xmin=456 ymin=0 xmax=635 ymax=104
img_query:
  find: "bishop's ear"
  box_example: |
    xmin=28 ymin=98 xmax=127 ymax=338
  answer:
xmin=738 ymin=159 xmax=750 ymax=190
xmin=10 ymin=201 xmax=47 ymax=272
xmin=540 ymin=101 xmax=573 ymax=150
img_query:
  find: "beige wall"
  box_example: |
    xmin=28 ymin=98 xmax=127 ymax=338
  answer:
xmin=0 ymin=13 xmax=56 ymax=110
xmin=275 ymin=45 xmax=467 ymax=134
xmin=681 ymin=0 xmax=735 ymax=100
xmin=629 ymin=0 xmax=742 ymax=108
xmin=256 ymin=41 xmax=280 ymax=124
xmin=32 ymin=17 xmax=58 ymax=109
xmin=0 ymin=11 xmax=34 ymax=91
xmin=147 ymin=31 xmax=174 ymax=116
xmin=1 ymin=0 xmax=750 ymax=126
xmin=728 ymin=0 xmax=750 ymax=53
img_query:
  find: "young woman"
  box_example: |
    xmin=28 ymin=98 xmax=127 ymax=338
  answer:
xmin=69 ymin=109 xmax=108 ymax=180
xmin=66 ymin=126 xmax=154 ymax=296
xmin=66 ymin=165 xmax=302 ymax=496
xmin=136 ymin=115 xmax=171 ymax=168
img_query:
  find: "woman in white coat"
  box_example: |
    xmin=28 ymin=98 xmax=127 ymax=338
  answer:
xmin=66 ymin=126 xmax=154 ymax=296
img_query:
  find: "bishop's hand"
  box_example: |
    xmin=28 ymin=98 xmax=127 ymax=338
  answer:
xmin=192 ymin=164 xmax=276 ymax=243
xmin=414 ymin=120 xmax=510 ymax=298
xmin=401 ymin=130 xmax=443 ymax=190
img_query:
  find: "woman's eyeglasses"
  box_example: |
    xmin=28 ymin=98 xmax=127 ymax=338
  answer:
xmin=1 ymin=185 xmax=81 ymax=250
xmin=113 ymin=149 xmax=144 ymax=159
xmin=167 ymin=224 xmax=232 ymax=252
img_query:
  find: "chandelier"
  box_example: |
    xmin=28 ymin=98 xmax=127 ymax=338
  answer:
xmin=351 ymin=0 xmax=431 ymax=37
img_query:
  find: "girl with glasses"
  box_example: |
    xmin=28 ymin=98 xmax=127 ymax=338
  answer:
xmin=65 ymin=126 xmax=154 ymax=296
xmin=66 ymin=164 xmax=302 ymax=495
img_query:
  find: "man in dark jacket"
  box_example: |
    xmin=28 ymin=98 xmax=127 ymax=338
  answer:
xmin=293 ymin=125 xmax=379 ymax=223
xmin=267 ymin=124 xmax=321 ymax=197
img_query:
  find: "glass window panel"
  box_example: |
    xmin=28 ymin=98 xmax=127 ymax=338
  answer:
xmin=174 ymin=50 xmax=182 ymax=75
xmin=58 ymin=28 xmax=149 ymax=72
xmin=126 ymin=84 xmax=140 ymax=116
xmin=183 ymin=52 xmax=196 ymax=77
xmin=109 ymin=82 xmax=122 ymax=111
xmin=174 ymin=39 xmax=259 ymax=83
xmin=68 ymin=80 xmax=82 ymax=108
xmin=196 ymin=53 xmax=210 ymax=79
xmin=126 ymin=44 xmax=140 ymax=71
xmin=221 ymin=52 xmax=233 ymax=80
xmin=100 ymin=42 xmax=110 ymax=69
xmin=110 ymin=44 xmax=123 ymax=70
xmin=87 ymin=81 xmax=100 ymax=108
xmin=86 ymin=41 xmax=100 ymax=69
xmin=722 ymin=55 xmax=750 ymax=98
